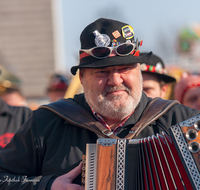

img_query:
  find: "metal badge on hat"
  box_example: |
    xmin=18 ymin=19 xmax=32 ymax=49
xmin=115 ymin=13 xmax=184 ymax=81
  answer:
xmin=155 ymin=62 xmax=164 ymax=74
xmin=93 ymin=30 xmax=110 ymax=47
xmin=140 ymin=63 xmax=147 ymax=71
xmin=122 ymin=25 xmax=134 ymax=39
xmin=126 ymin=40 xmax=131 ymax=43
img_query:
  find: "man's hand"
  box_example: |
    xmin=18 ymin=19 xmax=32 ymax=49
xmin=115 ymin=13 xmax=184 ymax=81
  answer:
xmin=51 ymin=162 xmax=84 ymax=190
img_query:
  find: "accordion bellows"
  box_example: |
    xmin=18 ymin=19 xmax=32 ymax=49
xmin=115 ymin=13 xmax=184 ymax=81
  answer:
xmin=83 ymin=115 xmax=200 ymax=190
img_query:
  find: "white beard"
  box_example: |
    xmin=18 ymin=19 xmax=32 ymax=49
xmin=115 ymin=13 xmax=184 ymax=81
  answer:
xmin=82 ymin=72 xmax=143 ymax=121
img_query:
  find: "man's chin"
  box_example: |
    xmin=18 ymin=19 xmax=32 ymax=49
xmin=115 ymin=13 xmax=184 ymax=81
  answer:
xmin=104 ymin=94 xmax=128 ymax=101
xmin=101 ymin=100 xmax=129 ymax=112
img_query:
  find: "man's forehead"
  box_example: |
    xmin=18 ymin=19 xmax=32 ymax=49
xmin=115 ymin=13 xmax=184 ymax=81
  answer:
xmin=93 ymin=63 xmax=139 ymax=70
xmin=142 ymin=72 xmax=160 ymax=82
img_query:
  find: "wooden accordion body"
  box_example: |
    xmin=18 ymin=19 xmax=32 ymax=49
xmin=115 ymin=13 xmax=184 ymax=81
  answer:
xmin=83 ymin=115 xmax=200 ymax=190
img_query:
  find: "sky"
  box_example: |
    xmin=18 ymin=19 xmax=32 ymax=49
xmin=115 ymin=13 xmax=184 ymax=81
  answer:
xmin=60 ymin=0 xmax=200 ymax=75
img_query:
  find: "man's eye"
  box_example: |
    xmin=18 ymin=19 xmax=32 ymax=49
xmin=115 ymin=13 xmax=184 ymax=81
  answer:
xmin=96 ymin=70 xmax=108 ymax=76
xmin=97 ymin=70 xmax=107 ymax=74
xmin=119 ymin=67 xmax=131 ymax=72
xmin=188 ymin=97 xmax=197 ymax=103
xmin=123 ymin=67 xmax=129 ymax=70
xmin=143 ymin=88 xmax=151 ymax=93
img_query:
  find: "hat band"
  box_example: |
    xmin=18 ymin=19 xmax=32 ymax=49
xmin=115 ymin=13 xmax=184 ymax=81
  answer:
xmin=140 ymin=63 xmax=167 ymax=74
xmin=80 ymin=49 xmax=140 ymax=61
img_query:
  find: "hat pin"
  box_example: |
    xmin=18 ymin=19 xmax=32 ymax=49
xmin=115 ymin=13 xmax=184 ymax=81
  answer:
xmin=93 ymin=30 xmax=110 ymax=47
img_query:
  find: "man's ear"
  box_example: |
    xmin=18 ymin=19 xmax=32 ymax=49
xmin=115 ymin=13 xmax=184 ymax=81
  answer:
xmin=161 ymin=84 xmax=169 ymax=99
xmin=79 ymin=69 xmax=84 ymax=84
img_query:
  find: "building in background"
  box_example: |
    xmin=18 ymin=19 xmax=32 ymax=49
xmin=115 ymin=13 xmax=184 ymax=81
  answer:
xmin=0 ymin=0 xmax=69 ymax=107
xmin=0 ymin=1 xmax=200 ymax=107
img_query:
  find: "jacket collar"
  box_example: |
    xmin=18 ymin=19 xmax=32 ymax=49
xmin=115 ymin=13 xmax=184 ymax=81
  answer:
xmin=73 ymin=93 xmax=91 ymax=111
xmin=124 ymin=92 xmax=152 ymax=126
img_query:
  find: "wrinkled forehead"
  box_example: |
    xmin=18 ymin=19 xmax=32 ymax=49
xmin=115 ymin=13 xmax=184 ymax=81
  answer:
xmin=82 ymin=63 xmax=139 ymax=71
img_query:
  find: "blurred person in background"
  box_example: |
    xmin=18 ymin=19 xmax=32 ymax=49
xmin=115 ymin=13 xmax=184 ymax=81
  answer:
xmin=174 ymin=74 xmax=200 ymax=110
xmin=140 ymin=53 xmax=176 ymax=99
xmin=0 ymin=69 xmax=32 ymax=149
xmin=0 ymin=87 xmax=28 ymax=107
xmin=46 ymin=73 xmax=70 ymax=102
xmin=64 ymin=71 xmax=84 ymax=99
xmin=0 ymin=64 xmax=28 ymax=107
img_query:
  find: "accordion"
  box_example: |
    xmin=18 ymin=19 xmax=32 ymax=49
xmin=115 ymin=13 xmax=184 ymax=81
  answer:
xmin=82 ymin=115 xmax=200 ymax=190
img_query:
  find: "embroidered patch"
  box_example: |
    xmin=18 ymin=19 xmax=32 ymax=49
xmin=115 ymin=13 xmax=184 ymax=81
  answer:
xmin=112 ymin=30 xmax=121 ymax=39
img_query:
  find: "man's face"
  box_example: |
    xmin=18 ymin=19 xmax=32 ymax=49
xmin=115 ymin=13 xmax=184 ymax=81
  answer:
xmin=1 ymin=91 xmax=26 ymax=107
xmin=182 ymin=86 xmax=200 ymax=110
xmin=80 ymin=64 xmax=143 ymax=121
xmin=142 ymin=73 xmax=168 ymax=99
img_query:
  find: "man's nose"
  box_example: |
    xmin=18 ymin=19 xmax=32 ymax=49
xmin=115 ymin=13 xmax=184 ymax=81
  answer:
xmin=107 ymin=71 xmax=123 ymax=86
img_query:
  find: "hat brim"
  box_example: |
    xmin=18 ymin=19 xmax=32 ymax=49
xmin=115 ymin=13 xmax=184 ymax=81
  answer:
xmin=142 ymin=71 xmax=176 ymax=83
xmin=71 ymin=52 xmax=152 ymax=75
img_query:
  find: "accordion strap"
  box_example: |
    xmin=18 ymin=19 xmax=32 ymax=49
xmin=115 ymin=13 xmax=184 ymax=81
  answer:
xmin=39 ymin=99 xmax=114 ymax=138
xmin=39 ymin=97 xmax=179 ymax=139
xmin=126 ymin=97 xmax=180 ymax=139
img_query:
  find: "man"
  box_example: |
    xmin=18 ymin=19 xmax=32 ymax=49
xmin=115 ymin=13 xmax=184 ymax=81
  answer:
xmin=174 ymin=74 xmax=200 ymax=110
xmin=140 ymin=53 xmax=176 ymax=98
xmin=0 ymin=18 xmax=199 ymax=190
xmin=0 ymin=72 xmax=32 ymax=149
xmin=0 ymin=64 xmax=29 ymax=107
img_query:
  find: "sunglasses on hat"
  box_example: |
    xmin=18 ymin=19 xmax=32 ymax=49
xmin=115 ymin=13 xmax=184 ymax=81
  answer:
xmin=80 ymin=42 xmax=136 ymax=59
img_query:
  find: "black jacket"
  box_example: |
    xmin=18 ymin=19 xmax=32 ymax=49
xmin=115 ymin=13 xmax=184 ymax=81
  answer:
xmin=0 ymin=98 xmax=32 ymax=149
xmin=0 ymin=93 xmax=199 ymax=190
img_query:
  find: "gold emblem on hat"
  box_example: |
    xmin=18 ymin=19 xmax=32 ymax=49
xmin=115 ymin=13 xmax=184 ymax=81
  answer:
xmin=122 ymin=25 xmax=134 ymax=39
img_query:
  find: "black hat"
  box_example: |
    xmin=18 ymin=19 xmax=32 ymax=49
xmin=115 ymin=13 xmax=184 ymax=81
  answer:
xmin=71 ymin=18 xmax=152 ymax=75
xmin=139 ymin=53 xmax=176 ymax=83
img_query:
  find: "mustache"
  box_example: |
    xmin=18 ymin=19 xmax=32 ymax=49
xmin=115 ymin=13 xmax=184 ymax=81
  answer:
xmin=102 ymin=85 xmax=131 ymax=96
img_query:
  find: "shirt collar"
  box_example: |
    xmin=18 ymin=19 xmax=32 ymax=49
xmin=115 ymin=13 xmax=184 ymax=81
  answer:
xmin=91 ymin=107 xmax=133 ymax=135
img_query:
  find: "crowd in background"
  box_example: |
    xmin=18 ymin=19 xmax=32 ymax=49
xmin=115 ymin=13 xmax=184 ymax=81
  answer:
xmin=1 ymin=53 xmax=200 ymax=111
xmin=1 ymin=51 xmax=200 ymax=148
xmin=0 ymin=23 xmax=200 ymax=150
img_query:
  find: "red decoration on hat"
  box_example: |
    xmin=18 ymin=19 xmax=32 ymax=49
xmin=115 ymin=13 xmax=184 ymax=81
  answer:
xmin=140 ymin=63 xmax=166 ymax=74
xmin=134 ymin=50 xmax=140 ymax=57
